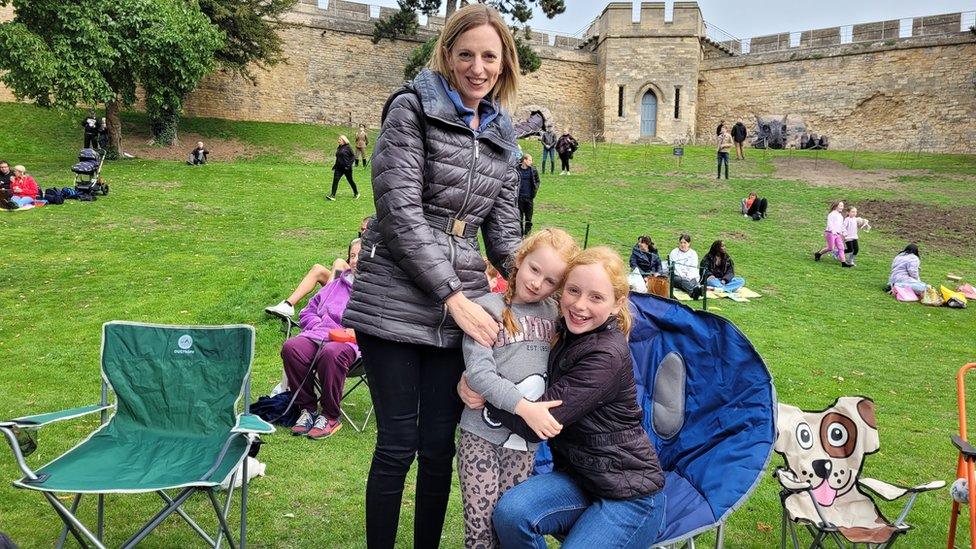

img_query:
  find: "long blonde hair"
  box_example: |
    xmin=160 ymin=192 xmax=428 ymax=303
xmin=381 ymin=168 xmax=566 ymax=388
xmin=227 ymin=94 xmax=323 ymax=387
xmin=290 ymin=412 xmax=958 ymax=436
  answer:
xmin=427 ymin=4 xmax=520 ymax=109
xmin=561 ymin=247 xmax=633 ymax=336
xmin=501 ymin=228 xmax=579 ymax=336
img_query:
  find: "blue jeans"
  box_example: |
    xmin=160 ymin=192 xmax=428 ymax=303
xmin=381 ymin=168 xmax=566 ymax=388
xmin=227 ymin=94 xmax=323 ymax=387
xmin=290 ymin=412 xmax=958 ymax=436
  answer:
xmin=541 ymin=147 xmax=555 ymax=174
xmin=706 ymin=276 xmax=745 ymax=293
xmin=493 ymin=471 xmax=665 ymax=549
xmin=11 ymin=197 xmax=45 ymax=207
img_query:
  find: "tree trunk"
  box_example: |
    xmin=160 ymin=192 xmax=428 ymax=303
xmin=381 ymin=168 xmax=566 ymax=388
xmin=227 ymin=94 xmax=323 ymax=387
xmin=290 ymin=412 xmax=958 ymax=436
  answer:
xmin=105 ymin=98 xmax=123 ymax=160
xmin=445 ymin=0 xmax=458 ymax=20
xmin=148 ymin=106 xmax=179 ymax=146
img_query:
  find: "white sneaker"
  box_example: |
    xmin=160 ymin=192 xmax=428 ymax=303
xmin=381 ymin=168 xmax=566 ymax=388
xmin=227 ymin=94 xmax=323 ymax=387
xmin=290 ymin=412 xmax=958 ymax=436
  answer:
xmin=265 ymin=300 xmax=295 ymax=318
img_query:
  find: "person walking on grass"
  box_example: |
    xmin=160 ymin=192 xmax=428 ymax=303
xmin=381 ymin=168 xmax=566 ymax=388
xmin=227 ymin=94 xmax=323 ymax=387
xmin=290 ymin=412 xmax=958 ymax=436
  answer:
xmin=355 ymin=124 xmax=370 ymax=167
xmin=814 ymin=200 xmax=851 ymax=267
xmin=82 ymin=109 xmax=98 ymax=149
xmin=517 ymin=154 xmax=540 ymax=236
xmin=717 ymin=126 xmax=733 ymax=179
xmin=341 ymin=5 xmax=524 ymax=547
xmin=328 ymin=135 xmax=358 ymax=201
xmin=843 ymin=206 xmax=862 ymax=267
xmin=731 ymin=119 xmax=747 ymax=160
xmin=540 ymin=125 xmax=557 ymax=175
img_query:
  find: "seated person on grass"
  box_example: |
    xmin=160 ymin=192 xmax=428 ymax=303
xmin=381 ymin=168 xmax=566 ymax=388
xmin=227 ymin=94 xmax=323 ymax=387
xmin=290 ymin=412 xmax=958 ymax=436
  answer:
xmin=741 ymin=192 xmax=768 ymax=220
xmin=668 ymin=233 xmax=702 ymax=299
xmin=282 ymin=237 xmax=362 ymax=440
xmin=700 ymin=239 xmax=745 ymax=293
xmin=187 ymin=141 xmax=209 ymax=165
xmin=629 ymin=235 xmax=662 ymax=276
xmin=9 ymin=165 xmax=45 ymax=208
xmin=0 ymin=161 xmax=12 ymax=190
xmin=267 ymin=216 xmax=372 ymax=318
xmin=887 ymin=243 xmax=930 ymax=295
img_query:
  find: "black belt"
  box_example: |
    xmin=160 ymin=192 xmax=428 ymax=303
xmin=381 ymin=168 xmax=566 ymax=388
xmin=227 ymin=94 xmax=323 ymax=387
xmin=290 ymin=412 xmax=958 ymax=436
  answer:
xmin=424 ymin=213 xmax=479 ymax=238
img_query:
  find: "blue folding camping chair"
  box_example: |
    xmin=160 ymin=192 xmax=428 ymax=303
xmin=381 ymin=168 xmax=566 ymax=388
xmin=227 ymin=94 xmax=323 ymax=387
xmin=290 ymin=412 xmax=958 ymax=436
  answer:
xmin=628 ymin=293 xmax=777 ymax=548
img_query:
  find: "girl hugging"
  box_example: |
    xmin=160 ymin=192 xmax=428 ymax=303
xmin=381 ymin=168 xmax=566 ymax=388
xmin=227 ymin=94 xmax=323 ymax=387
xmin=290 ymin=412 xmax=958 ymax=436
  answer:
xmin=458 ymin=228 xmax=579 ymax=549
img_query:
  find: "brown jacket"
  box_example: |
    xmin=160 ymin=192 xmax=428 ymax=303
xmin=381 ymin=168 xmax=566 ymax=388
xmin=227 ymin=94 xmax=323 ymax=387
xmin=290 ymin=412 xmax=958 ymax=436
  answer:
xmin=355 ymin=129 xmax=368 ymax=149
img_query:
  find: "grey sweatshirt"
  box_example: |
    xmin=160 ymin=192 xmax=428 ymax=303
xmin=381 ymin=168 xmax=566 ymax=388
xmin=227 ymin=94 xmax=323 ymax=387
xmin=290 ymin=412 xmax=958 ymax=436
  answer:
xmin=460 ymin=293 xmax=558 ymax=452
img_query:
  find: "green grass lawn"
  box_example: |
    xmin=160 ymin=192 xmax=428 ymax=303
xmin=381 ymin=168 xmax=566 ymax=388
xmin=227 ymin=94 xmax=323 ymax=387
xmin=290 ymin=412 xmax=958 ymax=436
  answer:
xmin=2 ymin=101 xmax=975 ymax=547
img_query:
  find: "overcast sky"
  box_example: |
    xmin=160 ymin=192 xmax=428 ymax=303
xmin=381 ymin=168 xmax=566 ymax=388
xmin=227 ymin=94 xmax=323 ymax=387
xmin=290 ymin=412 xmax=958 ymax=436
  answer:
xmin=359 ymin=1 xmax=976 ymax=39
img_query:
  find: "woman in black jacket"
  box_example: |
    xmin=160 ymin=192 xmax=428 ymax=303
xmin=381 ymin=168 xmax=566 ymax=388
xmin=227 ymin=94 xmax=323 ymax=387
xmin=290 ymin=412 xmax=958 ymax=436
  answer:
xmin=327 ymin=135 xmax=358 ymax=200
xmin=700 ymin=239 xmax=745 ymax=293
xmin=342 ymin=5 xmax=524 ymax=548
xmin=468 ymin=248 xmax=666 ymax=548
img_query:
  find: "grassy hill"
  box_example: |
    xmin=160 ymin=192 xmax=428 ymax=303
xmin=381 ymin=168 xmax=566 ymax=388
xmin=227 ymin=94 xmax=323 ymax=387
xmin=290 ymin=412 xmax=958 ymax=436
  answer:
xmin=1 ymin=101 xmax=975 ymax=547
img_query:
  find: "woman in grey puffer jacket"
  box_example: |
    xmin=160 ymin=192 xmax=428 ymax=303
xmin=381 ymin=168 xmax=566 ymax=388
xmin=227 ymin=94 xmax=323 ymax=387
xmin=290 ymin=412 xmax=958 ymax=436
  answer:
xmin=342 ymin=5 xmax=524 ymax=548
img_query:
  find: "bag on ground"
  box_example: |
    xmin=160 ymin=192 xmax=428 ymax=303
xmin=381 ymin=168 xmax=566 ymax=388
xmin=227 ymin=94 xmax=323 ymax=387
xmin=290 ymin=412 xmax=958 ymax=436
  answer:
xmin=941 ymin=285 xmax=968 ymax=309
xmin=891 ymin=285 xmax=918 ymax=302
xmin=920 ymin=286 xmax=944 ymax=307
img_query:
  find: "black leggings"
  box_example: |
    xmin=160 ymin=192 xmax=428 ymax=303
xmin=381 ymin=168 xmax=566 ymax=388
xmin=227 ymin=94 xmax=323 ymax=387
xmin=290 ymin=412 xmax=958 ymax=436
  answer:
xmin=358 ymin=332 xmax=465 ymax=549
xmin=747 ymin=197 xmax=768 ymax=217
xmin=518 ymin=197 xmax=534 ymax=235
xmin=330 ymin=168 xmax=357 ymax=197
xmin=559 ymin=154 xmax=571 ymax=172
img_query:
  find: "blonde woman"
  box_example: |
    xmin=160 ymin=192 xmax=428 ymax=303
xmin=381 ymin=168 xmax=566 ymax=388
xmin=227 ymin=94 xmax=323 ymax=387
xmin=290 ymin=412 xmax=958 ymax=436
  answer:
xmin=327 ymin=135 xmax=358 ymax=201
xmin=342 ymin=4 xmax=523 ymax=547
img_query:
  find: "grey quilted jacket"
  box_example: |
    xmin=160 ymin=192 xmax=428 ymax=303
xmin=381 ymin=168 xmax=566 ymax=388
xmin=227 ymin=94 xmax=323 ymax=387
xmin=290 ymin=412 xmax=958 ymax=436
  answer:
xmin=343 ymin=69 xmax=522 ymax=348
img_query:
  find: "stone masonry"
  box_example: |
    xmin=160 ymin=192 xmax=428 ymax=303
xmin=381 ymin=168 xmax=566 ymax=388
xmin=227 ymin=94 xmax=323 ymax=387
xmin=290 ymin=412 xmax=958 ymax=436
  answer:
xmin=1 ymin=1 xmax=974 ymax=152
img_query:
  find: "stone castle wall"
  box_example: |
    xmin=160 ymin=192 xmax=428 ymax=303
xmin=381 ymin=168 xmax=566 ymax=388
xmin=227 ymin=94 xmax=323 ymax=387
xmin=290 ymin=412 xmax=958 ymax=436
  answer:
xmin=696 ymin=33 xmax=976 ymax=152
xmin=2 ymin=1 xmax=975 ymax=152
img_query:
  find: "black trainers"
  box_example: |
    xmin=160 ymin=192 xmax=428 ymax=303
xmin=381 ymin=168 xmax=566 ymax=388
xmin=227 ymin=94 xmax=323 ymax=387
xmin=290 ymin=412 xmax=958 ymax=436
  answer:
xmin=841 ymin=262 xmax=853 ymax=268
xmin=814 ymin=252 xmax=822 ymax=262
xmin=326 ymin=195 xmax=336 ymax=201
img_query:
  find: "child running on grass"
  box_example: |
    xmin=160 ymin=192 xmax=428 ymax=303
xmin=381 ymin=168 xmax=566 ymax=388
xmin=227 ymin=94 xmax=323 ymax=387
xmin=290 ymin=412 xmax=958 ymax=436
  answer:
xmin=458 ymin=228 xmax=579 ymax=549
xmin=814 ymin=200 xmax=851 ymax=267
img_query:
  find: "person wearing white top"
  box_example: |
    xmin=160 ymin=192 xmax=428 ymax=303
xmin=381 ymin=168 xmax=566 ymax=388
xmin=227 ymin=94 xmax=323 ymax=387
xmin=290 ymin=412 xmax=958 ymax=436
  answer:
xmin=668 ymin=233 xmax=702 ymax=299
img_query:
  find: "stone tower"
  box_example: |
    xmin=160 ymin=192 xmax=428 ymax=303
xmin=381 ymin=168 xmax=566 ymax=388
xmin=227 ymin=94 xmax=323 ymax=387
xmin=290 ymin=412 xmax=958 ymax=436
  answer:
xmin=593 ymin=2 xmax=704 ymax=143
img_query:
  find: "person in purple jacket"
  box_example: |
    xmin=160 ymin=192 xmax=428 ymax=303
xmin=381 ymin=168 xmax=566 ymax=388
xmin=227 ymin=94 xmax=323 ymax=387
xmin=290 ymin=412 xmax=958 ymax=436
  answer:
xmin=282 ymin=238 xmax=362 ymax=440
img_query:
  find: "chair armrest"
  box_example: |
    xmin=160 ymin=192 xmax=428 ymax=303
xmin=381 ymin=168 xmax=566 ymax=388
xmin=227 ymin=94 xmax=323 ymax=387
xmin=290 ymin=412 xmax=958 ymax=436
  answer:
xmin=233 ymin=414 xmax=275 ymax=434
xmin=953 ymin=434 xmax=976 ymax=460
xmin=859 ymin=477 xmax=946 ymax=501
xmin=774 ymin=467 xmax=812 ymax=492
xmin=10 ymin=404 xmax=114 ymax=428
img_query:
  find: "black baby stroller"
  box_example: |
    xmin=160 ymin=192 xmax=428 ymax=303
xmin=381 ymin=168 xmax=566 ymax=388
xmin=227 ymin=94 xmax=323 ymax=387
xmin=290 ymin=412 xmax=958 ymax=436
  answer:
xmin=72 ymin=148 xmax=108 ymax=196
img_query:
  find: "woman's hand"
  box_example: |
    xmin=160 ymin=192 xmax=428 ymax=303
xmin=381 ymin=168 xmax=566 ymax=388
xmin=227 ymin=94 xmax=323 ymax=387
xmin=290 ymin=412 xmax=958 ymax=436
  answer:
xmin=457 ymin=374 xmax=485 ymax=410
xmin=515 ymin=399 xmax=563 ymax=440
xmin=446 ymin=292 xmax=499 ymax=348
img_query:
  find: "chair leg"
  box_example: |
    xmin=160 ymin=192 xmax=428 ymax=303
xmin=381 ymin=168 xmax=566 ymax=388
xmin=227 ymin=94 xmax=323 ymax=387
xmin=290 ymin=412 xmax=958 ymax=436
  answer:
xmin=120 ymin=487 xmax=196 ymax=549
xmin=97 ymin=494 xmax=105 ymax=542
xmin=57 ymin=493 xmax=83 ymax=549
xmin=42 ymin=491 xmax=106 ymax=549
xmin=157 ymin=490 xmax=216 ymax=546
xmin=207 ymin=489 xmax=238 ymax=549
xmin=215 ymin=470 xmax=237 ymax=549
xmin=241 ymin=453 xmax=248 ymax=549
xmin=715 ymin=522 xmax=725 ymax=549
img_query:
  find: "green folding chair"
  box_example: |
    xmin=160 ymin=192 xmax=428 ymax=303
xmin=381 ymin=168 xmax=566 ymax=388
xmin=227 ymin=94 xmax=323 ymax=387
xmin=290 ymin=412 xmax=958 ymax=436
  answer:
xmin=0 ymin=321 xmax=274 ymax=548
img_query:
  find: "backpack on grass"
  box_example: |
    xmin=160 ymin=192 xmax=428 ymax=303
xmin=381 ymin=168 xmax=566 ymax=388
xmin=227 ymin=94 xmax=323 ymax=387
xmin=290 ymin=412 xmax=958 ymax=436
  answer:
xmin=43 ymin=187 xmax=64 ymax=205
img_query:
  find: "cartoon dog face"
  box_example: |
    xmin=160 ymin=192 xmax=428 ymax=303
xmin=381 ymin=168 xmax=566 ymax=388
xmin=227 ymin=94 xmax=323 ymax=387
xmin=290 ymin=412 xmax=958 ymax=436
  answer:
xmin=775 ymin=397 xmax=879 ymax=507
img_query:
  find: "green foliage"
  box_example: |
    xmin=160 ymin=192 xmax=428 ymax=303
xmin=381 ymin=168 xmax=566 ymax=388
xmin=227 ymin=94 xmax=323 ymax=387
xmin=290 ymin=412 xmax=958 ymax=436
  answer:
xmin=0 ymin=0 xmax=222 ymax=150
xmin=404 ymin=36 xmax=439 ymax=80
xmin=379 ymin=0 xmax=565 ymax=78
xmin=198 ymin=0 xmax=298 ymax=82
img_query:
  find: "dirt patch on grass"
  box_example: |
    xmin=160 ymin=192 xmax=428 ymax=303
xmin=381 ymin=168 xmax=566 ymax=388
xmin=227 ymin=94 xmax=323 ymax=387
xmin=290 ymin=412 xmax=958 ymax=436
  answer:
xmin=773 ymin=158 xmax=919 ymax=189
xmin=124 ymin=132 xmax=266 ymax=162
xmin=858 ymin=199 xmax=976 ymax=256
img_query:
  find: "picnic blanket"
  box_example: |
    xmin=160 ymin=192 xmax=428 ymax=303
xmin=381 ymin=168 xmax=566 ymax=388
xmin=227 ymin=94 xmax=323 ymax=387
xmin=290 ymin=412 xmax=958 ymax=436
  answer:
xmin=673 ymin=287 xmax=762 ymax=302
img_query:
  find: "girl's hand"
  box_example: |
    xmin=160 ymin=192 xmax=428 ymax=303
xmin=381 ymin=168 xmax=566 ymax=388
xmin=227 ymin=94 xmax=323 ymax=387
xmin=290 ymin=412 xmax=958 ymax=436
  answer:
xmin=457 ymin=374 xmax=486 ymax=409
xmin=446 ymin=292 xmax=499 ymax=348
xmin=515 ymin=399 xmax=563 ymax=440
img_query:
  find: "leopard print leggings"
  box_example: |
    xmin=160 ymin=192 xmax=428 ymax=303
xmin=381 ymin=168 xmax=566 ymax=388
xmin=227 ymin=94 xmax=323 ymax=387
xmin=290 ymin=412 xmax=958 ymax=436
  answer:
xmin=457 ymin=430 xmax=536 ymax=549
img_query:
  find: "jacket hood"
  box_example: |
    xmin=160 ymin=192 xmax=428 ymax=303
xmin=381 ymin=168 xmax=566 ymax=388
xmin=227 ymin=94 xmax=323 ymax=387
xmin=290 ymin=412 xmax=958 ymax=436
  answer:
xmin=412 ymin=68 xmax=517 ymax=152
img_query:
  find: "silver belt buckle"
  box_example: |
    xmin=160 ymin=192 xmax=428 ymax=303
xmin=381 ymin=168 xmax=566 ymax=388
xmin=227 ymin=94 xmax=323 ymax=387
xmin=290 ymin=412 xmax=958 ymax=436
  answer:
xmin=447 ymin=217 xmax=467 ymax=237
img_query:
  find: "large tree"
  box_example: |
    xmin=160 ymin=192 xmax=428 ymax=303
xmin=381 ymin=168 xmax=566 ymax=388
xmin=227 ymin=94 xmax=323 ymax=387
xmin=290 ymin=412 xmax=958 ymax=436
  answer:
xmin=142 ymin=0 xmax=298 ymax=145
xmin=374 ymin=0 xmax=566 ymax=78
xmin=0 ymin=0 xmax=222 ymax=157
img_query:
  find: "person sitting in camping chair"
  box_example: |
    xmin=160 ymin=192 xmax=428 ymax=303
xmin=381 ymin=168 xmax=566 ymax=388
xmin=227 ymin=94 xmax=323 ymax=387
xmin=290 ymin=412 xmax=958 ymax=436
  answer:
xmin=281 ymin=237 xmax=362 ymax=440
